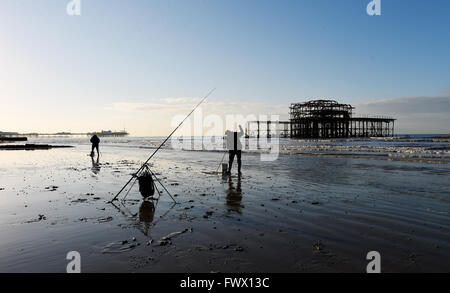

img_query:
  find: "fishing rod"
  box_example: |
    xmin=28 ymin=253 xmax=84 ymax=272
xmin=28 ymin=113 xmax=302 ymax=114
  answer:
xmin=110 ymin=88 xmax=216 ymax=202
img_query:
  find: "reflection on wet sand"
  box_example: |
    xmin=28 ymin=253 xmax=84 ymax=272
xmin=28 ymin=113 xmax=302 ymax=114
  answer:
xmin=139 ymin=200 xmax=155 ymax=236
xmin=110 ymin=197 xmax=176 ymax=237
xmin=225 ymin=174 xmax=243 ymax=214
xmin=91 ymin=156 xmax=101 ymax=174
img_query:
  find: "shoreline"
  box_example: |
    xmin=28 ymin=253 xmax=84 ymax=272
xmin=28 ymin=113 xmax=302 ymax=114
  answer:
xmin=0 ymin=144 xmax=73 ymax=150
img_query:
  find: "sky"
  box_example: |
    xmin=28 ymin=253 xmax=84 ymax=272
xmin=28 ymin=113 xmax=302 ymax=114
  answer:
xmin=0 ymin=0 xmax=449 ymax=135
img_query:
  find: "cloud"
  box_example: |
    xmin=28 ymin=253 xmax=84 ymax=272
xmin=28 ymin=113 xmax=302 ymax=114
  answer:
xmin=110 ymin=102 xmax=187 ymax=113
xmin=354 ymin=96 xmax=450 ymax=114
xmin=354 ymin=96 xmax=450 ymax=134
xmin=163 ymin=97 xmax=202 ymax=104
xmin=109 ymin=95 xmax=450 ymax=135
xmin=110 ymin=99 xmax=288 ymax=118
xmin=107 ymin=98 xmax=289 ymax=136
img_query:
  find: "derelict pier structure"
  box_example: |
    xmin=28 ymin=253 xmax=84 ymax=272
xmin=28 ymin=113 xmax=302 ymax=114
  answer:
xmin=247 ymin=99 xmax=395 ymax=139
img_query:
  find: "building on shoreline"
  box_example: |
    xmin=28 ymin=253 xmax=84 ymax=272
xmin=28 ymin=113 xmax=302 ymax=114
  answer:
xmin=247 ymin=99 xmax=396 ymax=139
xmin=87 ymin=130 xmax=129 ymax=137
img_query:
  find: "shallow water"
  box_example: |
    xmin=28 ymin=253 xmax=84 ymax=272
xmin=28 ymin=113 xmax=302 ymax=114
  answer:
xmin=25 ymin=134 xmax=450 ymax=163
xmin=0 ymin=136 xmax=449 ymax=272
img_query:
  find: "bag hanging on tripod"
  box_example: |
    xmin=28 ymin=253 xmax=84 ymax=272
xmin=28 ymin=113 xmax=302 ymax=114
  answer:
xmin=138 ymin=165 xmax=155 ymax=198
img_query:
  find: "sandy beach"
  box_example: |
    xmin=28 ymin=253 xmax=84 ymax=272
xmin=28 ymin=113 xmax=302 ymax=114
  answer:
xmin=0 ymin=137 xmax=449 ymax=273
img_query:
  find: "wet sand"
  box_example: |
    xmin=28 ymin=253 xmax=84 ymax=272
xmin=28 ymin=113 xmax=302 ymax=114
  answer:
xmin=0 ymin=144 xmax=449 ymax=272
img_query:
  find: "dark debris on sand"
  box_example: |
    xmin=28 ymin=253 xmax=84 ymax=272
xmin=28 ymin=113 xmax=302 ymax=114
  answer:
xmin=45 ymin=186 xmax=59 ymax=192
xmin=24 ymin=214 xmax=47 ymax=224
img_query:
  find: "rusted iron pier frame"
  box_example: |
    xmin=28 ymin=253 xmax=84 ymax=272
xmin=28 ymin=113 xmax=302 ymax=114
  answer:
xmin=246 ymin=121 xmax=291 ymax=138
xmin=289 ymin=117 xmax=395 ymax=138
xmin=247 ymin=118 xmax=395 ymax=138
xmin=246 ymin=99 xmax=396 ymax=139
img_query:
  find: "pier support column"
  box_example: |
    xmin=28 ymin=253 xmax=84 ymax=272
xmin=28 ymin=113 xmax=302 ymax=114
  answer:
xmin=257 ymin=121 xmax=260 ymax=139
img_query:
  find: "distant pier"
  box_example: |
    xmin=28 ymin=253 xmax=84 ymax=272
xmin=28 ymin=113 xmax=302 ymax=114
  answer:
xmin=19 ymin=130 xmax=129 ymax=137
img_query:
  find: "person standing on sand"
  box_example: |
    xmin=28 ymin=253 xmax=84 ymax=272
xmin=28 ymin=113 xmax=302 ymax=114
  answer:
xmin=225 ymin=125 xmax=244 ymax=174
xmin=90 ymin=134 xmax=100 ymax=157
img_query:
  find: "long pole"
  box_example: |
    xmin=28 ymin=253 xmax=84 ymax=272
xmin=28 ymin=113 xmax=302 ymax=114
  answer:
xmin=216 ymin=151 xmax=227 ymax=173
xmin=110 ymin=88 xmax=215 ymax=202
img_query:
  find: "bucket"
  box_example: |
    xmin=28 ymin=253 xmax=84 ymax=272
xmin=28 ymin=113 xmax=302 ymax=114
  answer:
xmin=138 ymin=172 xmax=155 ymax=198
xmin=221 ymin=163 xmax=228 ymax=173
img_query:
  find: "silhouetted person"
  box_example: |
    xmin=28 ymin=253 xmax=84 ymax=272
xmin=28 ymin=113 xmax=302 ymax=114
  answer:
xmin=90 ymin=134 xmax=100 ymax=157
xmin=225 ymin=125 xmax=244 ymax=174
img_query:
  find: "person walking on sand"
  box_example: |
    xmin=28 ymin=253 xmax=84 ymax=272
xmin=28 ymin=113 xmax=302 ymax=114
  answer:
xmin=90 ymin=134 xmax=100 ymax=157
xmin=225 ymin=125 xmax=244 ymax=174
